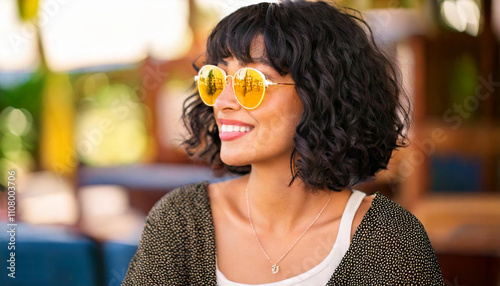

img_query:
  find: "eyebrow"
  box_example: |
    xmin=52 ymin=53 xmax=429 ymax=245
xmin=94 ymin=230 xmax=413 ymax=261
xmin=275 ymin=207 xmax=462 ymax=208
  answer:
xmin=252 ymin=57 xmax=272 ymax=66
xmin=232 ymin=56 xmax=272 ymax=67
xmin=221 ymin=57 xmax=277 ymax=79
xmin=253 ymin=57 xmax=280 ymax=80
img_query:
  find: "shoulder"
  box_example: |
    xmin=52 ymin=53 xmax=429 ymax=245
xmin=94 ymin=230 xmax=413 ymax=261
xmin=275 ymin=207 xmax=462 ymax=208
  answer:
xmin=367 ymin=193 xmax=423 ymax=227
xmin=122 ymin=181 xmax=216 ymax=285
xmin=356 ymin=193 xmax=434 ymax=250
xmin=331 ymin=193 xmax=444 ymax=284
xmin=364 ymin=193 xmax=431 ymax=239
xmin=349 ymin=191 xmax=428 ymax=252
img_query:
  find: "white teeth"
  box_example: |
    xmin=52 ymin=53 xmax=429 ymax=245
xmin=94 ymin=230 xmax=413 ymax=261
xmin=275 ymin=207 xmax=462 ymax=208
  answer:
xmin=221 ymin=124 xmax=252 ymax=133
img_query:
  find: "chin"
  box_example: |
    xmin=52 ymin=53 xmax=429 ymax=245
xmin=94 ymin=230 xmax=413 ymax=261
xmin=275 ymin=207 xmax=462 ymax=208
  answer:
xmin=219 ymin=153 xmax=250 ymax=167
xmin=219 ymin=142 xmax=254 ymax=166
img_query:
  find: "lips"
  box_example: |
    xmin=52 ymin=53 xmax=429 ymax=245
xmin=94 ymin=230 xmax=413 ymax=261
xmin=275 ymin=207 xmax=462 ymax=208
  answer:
xmin=218 ymin=119 xmax=254 ymax=141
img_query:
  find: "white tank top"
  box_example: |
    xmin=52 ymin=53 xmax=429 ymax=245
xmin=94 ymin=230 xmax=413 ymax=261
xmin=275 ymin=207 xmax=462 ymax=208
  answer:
xmin=216 ymin=190 xmax=367 ymax=286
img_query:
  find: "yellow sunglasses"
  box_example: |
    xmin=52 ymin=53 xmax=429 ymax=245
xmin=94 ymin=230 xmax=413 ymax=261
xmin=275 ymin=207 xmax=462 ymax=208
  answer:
xmin=194 ymin=65 xmax=295 ymax=109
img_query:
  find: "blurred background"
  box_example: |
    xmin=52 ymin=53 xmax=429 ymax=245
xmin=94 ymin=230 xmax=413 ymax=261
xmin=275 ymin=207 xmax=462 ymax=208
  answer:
xmin=0 ymin=0 xmax=498 ymax=285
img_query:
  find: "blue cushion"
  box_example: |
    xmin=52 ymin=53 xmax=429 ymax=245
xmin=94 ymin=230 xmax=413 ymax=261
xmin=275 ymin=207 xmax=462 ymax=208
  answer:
xmin=101 ymin=240 xmax=138 ymax=286
xmin=0 ymin=223 xmax=99 ymax=286
xmin=430 ymin=154 xmax=482 ymax=192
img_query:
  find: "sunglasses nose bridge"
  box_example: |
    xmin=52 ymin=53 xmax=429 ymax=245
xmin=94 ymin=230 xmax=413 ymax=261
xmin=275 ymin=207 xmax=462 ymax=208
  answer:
xmin=224 ymin=75 xmax=237 ymax=95
xmin=214 ymin=74 xmax=241 ymax=110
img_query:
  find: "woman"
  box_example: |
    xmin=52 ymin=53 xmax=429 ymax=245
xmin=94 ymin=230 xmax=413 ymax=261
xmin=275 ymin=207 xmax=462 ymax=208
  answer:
xmin=123 ymin=1 xmax=443 ymax=285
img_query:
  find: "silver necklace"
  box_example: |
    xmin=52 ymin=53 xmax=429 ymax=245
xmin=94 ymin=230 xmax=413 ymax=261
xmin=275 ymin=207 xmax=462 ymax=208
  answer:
xmin=245 ymin=185 xmax=332 ymax=275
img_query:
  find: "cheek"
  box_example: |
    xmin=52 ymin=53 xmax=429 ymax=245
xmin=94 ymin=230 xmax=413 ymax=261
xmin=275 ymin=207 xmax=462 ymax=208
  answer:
xmin=278 ymin=95 xmax=303 ymax=134
xmin=256 ymin=104 xmax=302 ymax=147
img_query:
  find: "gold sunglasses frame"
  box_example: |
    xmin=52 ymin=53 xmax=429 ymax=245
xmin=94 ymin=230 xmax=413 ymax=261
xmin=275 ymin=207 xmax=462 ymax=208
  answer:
xmin=194 ymin=65 xmax=295 ymax=110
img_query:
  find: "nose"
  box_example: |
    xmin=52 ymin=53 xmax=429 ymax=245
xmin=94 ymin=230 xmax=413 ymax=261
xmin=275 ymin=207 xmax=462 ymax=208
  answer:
xmin=214 ymin=75 xmax=241 ymax=111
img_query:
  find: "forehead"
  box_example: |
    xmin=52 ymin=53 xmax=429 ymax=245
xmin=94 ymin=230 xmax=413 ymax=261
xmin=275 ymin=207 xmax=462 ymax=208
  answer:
xmin=249 ymin=36 xmax=266 ymax=61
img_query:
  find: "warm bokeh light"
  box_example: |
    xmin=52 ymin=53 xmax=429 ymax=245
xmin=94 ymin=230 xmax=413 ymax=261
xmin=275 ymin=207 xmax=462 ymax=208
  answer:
xmin=195 ymin=0 xmax=279 ymax=18
xmin=76 ymin=82 xmax=148 ymax=166
xmin=3 ymin=107 xmax=33 ymax=136
xmin=0 ymin=0 xmax=39 ymax=71
xmin=0 ymin=107 xmax=36 ymax=186
xmin=78 ymin=185 xmax=145 ymax=241
xmin=39 ymin=73 xmax=75 ymax=176
xmin=440 ymin=0 xmax=481 ymax=36
xmin=18 ymin=171 xmax=79 ymax=225
xmin=0 ymin=0 xmax=193 ymax=72
xmin=39 ymin=0 xmax=192 ymax=71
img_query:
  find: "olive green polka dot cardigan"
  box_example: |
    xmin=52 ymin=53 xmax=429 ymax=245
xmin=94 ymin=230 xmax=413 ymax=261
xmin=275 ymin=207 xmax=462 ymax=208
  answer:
xmin=122 ymin=182 xmax=443 ymax=285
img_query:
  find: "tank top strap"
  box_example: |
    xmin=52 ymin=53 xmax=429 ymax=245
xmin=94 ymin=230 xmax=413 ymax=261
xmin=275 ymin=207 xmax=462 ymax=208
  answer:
xmin=334 ymin=190 xmax=367 ymax=254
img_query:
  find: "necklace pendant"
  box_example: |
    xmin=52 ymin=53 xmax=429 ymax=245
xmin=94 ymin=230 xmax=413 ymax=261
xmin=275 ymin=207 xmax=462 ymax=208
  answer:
xmin=272 ymin=264 xmax=279 ymax=274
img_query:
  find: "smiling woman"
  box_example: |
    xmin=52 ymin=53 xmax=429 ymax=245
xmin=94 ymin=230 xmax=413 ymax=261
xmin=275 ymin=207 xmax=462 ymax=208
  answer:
xmin=122 ymin=1 xmax=444 ymax=285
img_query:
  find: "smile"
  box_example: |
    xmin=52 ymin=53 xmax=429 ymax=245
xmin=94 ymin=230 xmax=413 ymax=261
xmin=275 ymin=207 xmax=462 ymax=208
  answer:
xmin=218 ymin=120 xmax=254 ymax=141
xmin=221 ymin=124 xmax=252 ymax=133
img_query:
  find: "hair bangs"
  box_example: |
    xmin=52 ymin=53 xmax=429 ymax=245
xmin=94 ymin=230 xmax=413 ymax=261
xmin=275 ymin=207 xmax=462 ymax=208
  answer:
xmin=205 ymin=2 xmax=291 ymax=74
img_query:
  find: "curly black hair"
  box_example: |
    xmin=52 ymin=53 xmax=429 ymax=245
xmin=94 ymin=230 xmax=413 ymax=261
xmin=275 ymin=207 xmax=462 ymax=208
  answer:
xmin=182 ymin=0 xmax=411 ymax=191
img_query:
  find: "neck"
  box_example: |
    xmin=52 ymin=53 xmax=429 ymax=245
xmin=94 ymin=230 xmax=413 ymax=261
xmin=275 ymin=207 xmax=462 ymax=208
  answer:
xmin=245 ymin=160 xmax=331 ymax=233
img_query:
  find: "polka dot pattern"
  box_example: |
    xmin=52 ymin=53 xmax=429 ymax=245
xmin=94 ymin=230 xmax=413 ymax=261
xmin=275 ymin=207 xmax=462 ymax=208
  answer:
xmin=122 ymin=182 xmax=443 ymax=285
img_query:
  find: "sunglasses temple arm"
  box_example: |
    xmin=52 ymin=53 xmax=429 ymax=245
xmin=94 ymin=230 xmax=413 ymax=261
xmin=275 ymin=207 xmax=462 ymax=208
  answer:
xmin=265 ymin=79 xmax=294 ymax=86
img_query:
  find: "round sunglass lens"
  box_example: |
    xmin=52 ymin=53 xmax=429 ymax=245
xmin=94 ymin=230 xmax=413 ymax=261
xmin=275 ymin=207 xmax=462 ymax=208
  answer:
xmin=234 ymin=68 xmax=265 ymax=109
xmin=198 ymin=66 xmax=225 ymax=106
